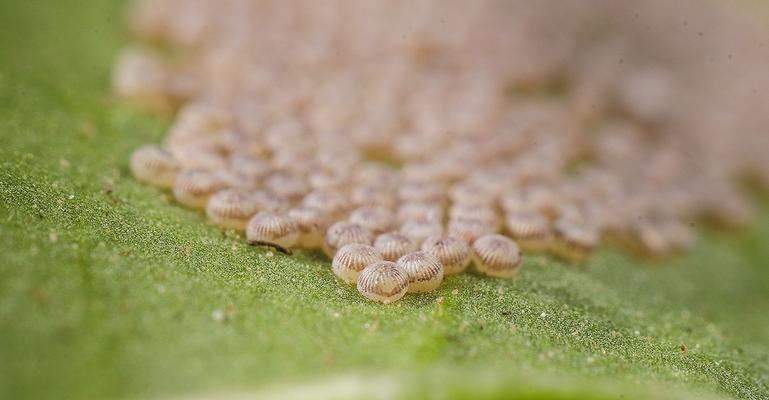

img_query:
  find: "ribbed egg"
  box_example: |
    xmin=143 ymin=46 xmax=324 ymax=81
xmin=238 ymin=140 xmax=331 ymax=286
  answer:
xmin=246 ymin=211 xmax=299 ymax=249
xmin=302 ymin=189 xmax=351 ymax=220
xmin=350 ymin=184 xmax=398 ymax=210
xmin=323 ymin=221 xmax=374 ymax=258
xmin=551 ymin=217 xmax=600 ymax=262
xmin=449 ymin=203 xmax=500 ymax=230
xmin=130 ymin=145 xmax=180 ymax=188
xmin=397 ymin=202 xmax=443 ymax=225
xmin=472 ymin=234 xmax=523 ymax=278
xmin=373 ymin=231 xmax=417 ymax=262
xmin=206 ymin=189 xmax=260 ymax=229
xmin=421 ymin=235 xmax=471 ymax=275
xmin=349 ymin=206 xmax=396 ymax=235
xmin=264 ymin=172 xmax=309 ymax=203
xmin=400 ymin=219 xmax=443 ymax=246
xmin=447 ymin=217 xmax=494 ymax=245
xmin=288 ymin=206 xmax=331 ymax=248
xmin=332 ymin=243 xmax=383 ymax=284
xmin=173 ymin=169 xmax=227 ymax=208
xmin=505 ymin=210 xmax=552 ymax=251
xmin=357 ymin=261 xmax=409 ymax=304
xmin=396 ymin=251 xmax=444 ymax=293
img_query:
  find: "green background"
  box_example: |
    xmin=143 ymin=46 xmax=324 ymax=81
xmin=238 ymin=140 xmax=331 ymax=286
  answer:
xmin=1 ymin=1 xmax=768 ymax=399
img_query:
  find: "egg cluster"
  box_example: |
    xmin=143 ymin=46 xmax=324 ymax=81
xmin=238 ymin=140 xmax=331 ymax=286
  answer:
xmin=121 ymin=0 xmax=769 ymax=303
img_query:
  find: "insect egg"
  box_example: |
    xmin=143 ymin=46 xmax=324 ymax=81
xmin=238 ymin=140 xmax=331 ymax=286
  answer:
xmin=208 ymin=128 xmax=244 ymax=155
xmin=393 ymin=132 xmax=445 ymax=161
xmin=398 ymin=181 xmax=446 ymax=204
xmin=505 ymin=210 xmax=552 ymax=251
xmin=396 ymin=202 xmax=443 ymax=225
xmin=248 ymin=190 xmax=290 ymax=213
xmin=316 ymin=147 xmax=362 ymax=175
xmin=472 ymin=234 xmax=523 ymax=278
xmin=353 ymin=162 xmax=398 ymax=187
xmin=660 ymin=218 xmax=695 ymax=252
xmin=396 ymin=251 xmax=444 ymax=293
xmin=464 ymin=169 xmax=507 ymax=198
xmin=374 ymin=231 xmax=417 ymax=261
xmin=302 ymin=189 xmax=351 ymax=220
xmin=631 ymin=220 xmax=670 ymax=257
xmin=308 ymin=170 xmax=350 ymax=191
xmin=446 ymin=217 xmax=494 ymax=245
xmin=356 ymin=261 xmax=409 ymax=304
xmin=500 ymin=191 xmax=526 ymax=214
xmin=130 ymin=144 xmax=180 ymax=188
xmin=271 ymin=149 xmax=316 ymax=177
xmin=332 ymin=243 xmax=383 ymax=284
xmin=246 ymin=211 xmax=299 ymax=249
xmin=112 ymin=47 xmax=170 ymax=108
xmin=399 ymin=219 xmax=444 ymax=247
xmin=323 ymin=221 xmax=375 ymax=258
xmin=449 ymin=180 xmax=496 ymax=206
xmin=169 ymin=145 xmax=228 ymax=171
xmin=349 ymin=206 xmax=396 ymax=235
xmin=264 ymin=172 xmax=309 ymax=203
xmin=520 ymin=184 xmax=560 ymax=218
xmin=263 ymin=119 xmax=309 ymax=152
xmin=421 ymin=235 xmax=471 ymax=275
xmin=350 ymin=184 xmax=397 ymax=209
xmin=550 ymin=217 xmax=600 ymax=262
xmin=401 ymin=161 xmax=449 ymax=184
xmin=175 ymin=100 xmax=233 ymax=132
xmin=228 ymin=154 xmax=273 ymax=187
xmin=172 ymin=169 xmax=227 ymax=208
xmin=449 ymin=203 xmax=501 ymax=230
xmin=217 ymin=169 xmax=254 ymax=190
xmin=288 ymin=206 xmax=331 ymax=248
xmin=205 ymin=189 xmax=260 ymax=229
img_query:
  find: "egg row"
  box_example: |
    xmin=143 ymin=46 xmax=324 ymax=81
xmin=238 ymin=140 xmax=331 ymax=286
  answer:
xmin=336 ymin=235 xmax=521 ymax=304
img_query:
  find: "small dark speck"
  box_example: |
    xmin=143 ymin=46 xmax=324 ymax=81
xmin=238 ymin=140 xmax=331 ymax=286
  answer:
xmin=683 ymin=20 xmax=688 ymax=27
xmin=445 ymin=334 xmax=460 ymax=342
xmin=618 ymin=58 xmax=624 ymax=65
xmin=698 ymin=32 xmax=704 ymax=37
xmin=728 ymin=54 xmax=733 ymax=60
xmin=501 ymin=310 xmax=512 ymax=316
xmin=30 ymin=287 xmax=48 ymax=304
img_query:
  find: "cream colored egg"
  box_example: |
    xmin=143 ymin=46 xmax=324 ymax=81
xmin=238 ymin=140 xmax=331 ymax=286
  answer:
xmin=472 ymin=234 xmax=523 ymax=278
xmin=396 ymin=251 xmax=444 ymax=293
xmin=332 ymin=243 xmax=383 ymax=284
xmin=357 ymin=261 xmax=409 ymax=304
xmin=246 ymin=211 xmax=299 ymax=249
xmin=130 ymin=145 xmax=179 ymax=188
